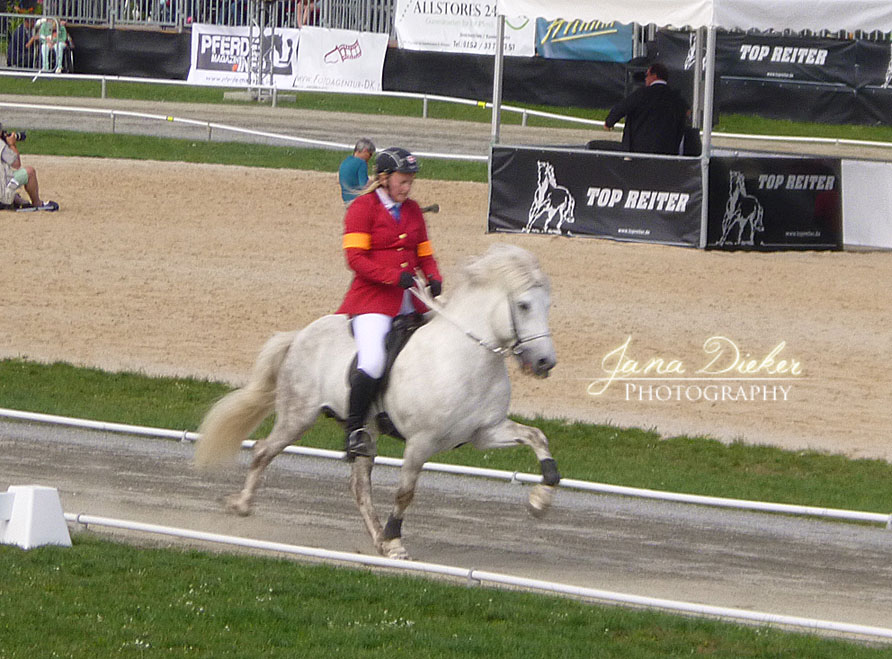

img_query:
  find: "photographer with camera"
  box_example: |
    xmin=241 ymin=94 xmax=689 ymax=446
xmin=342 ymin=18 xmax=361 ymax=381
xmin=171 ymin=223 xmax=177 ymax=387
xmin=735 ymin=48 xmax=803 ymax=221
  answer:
xmin=0 ymin=125 xmax=58 ymax=211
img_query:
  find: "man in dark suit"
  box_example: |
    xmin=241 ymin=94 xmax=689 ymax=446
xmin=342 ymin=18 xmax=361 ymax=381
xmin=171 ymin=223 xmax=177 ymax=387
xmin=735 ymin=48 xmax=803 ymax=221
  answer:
xmin=604 ymin=62 xmax=690 ymax=155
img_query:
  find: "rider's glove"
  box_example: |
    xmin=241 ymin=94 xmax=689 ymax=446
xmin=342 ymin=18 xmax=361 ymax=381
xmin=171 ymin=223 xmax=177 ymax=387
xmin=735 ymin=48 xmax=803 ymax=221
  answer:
xmin=398 ymin=271 xmax=414 ymax=289
xmin=428 ymin=278 xmax=442 ymax=297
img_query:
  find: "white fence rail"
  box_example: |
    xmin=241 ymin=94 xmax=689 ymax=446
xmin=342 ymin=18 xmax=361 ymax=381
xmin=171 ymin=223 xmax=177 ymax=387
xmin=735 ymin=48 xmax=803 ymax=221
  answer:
xmin=2 ymin=407 xmax=889 ymax=528
xmin=0 ymin=98 xmax=487 ymax=162
xmin=63 ymin=511 xmax=892 ymax=641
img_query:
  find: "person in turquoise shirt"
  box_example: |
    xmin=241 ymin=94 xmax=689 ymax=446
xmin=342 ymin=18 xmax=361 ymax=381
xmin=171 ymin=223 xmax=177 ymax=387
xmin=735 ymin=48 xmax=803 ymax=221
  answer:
xmin=338 ymin=138 xmax=375 ymax=205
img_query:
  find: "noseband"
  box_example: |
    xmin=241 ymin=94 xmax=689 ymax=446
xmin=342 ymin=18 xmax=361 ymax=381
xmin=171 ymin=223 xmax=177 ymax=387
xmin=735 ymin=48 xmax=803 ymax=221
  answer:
xmin=505 ymin=287 xmax=553 ymax=356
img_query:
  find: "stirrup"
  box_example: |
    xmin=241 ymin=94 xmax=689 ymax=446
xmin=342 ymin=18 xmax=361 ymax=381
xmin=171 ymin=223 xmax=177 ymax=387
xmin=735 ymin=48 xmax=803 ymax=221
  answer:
xmin=345 ymin=427 xmax=374 ymax=461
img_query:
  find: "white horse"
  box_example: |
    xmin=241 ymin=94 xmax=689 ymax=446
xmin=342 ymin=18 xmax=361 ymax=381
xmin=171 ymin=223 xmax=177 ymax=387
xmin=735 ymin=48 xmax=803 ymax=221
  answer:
xmin=526 ymin=161 xmax=576 ymax=234
xmin=195 ymin=244 xmax=561 ymax=560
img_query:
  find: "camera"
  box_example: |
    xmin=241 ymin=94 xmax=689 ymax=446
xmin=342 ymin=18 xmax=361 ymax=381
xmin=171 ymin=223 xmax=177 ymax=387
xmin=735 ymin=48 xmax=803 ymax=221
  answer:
xmin=0 ymin=129 xmax=26 ymax=142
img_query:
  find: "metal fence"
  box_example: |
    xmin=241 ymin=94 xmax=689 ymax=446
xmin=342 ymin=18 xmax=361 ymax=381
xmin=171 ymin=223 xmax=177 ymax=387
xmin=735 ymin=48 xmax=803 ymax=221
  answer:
xmin=0 ymin=0 xmax=395 ymax=73
xmin=1 ymin=0 xmax=394 ymax=33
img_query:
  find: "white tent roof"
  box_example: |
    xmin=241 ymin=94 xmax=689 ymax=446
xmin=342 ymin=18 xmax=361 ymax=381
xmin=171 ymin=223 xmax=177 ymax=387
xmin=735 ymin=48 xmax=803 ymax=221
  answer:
xmin=496 ymin=0 xmax=892 ymax=33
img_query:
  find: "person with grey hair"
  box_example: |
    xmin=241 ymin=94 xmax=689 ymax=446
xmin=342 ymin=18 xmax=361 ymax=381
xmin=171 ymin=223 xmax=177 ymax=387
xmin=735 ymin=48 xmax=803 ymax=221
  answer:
xmin=338 ymin=138 xmax=376 ymax=204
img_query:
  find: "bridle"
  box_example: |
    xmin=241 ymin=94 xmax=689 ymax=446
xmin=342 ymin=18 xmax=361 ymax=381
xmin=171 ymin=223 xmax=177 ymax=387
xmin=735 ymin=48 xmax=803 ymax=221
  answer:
xmin=505 ymin=287 xmax=553 ymax=354
xmin=410 ymin=279 xmax=551 ymax=357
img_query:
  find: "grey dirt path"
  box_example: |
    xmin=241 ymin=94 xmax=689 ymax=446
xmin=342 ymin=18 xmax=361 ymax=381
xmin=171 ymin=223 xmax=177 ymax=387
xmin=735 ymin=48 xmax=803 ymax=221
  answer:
xmin=0 ymin=94 xmax=600 ymax=155
xmin=3 ymin=93 xmax=891 ymax=159
xmin=2 ymin=419 xmax=891 ymax=636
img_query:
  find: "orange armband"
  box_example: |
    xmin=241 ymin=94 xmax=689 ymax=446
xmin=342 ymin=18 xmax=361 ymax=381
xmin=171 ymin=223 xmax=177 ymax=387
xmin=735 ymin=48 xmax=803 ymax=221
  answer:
xmin=343 ymin=232 xmax=371 ymax=250
xmin=417 ymin=240 xmax=433 ymax=258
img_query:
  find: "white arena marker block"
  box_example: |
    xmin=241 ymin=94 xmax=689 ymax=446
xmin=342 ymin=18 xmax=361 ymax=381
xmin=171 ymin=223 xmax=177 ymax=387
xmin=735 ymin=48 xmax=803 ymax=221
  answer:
xmin=0 ymin=485 xmax=72 ymax=550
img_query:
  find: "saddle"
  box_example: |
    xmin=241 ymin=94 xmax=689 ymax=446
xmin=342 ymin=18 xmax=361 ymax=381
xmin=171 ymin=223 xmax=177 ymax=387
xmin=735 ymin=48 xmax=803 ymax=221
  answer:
xmin=324 ymin=312 xmax=426 ymax=440
xmin=378 ymin=311 xmax=426 ymax=391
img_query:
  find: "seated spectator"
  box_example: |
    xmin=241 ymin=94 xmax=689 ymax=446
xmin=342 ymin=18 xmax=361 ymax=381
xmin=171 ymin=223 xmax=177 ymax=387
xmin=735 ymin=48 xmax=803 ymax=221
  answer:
xmin=604 ymin=62 xmax=689 ymax=155
xmin=26 ymin=17 xmax=74 ymax=73
xmin=338 ymin=138 xmax=376 ymax=205
xmin=7 ymin=18 xmax=36 ymax=69
xmin=0 ymin=125 xmax=58 ymax=211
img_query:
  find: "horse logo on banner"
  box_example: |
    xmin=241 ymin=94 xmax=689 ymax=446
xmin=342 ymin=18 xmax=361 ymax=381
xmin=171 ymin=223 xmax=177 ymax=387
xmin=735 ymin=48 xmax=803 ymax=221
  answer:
xmin=718 ymin=170 xmax=765 ymax=246
xmin=684 ymin=33 xmax=697 ymax=70
xmin=525 ymin=161 xmax=576 ymax=234
xmin=261 ymin=33 xmax=296 ymax=75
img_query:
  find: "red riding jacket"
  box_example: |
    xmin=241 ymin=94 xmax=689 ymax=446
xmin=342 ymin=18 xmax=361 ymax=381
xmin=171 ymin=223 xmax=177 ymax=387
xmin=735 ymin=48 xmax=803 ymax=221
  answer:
xmin=336 ymin=191 xmax=441 ymax=317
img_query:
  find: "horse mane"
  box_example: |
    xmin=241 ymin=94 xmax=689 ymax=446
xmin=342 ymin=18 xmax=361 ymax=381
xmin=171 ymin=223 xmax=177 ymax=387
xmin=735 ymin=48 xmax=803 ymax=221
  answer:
xmin=459 ymin=243 xmax=549 ymax=294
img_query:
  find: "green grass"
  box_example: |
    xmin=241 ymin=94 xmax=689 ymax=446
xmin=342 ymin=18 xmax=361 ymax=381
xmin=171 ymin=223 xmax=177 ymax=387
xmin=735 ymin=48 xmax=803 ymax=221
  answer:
xmin=1 ymin=534 xmax=888 ymax=657
xmin=3 ymin=358 xmax=892 ymax=516
xmin=21 ymin=129 xmax=489 ymax=181
xmin=3 ymin=74 xmax=892 ymax=142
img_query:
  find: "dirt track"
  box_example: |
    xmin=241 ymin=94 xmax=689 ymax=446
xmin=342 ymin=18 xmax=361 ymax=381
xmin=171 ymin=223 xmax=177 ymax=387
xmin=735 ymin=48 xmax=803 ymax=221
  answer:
xmin=2 ymin=154 xmax=890 ymax=461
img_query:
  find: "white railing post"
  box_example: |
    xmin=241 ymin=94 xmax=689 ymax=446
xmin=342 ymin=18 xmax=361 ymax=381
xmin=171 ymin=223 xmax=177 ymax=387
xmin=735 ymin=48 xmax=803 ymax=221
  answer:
xmin=490 ymin=14 xmax=505 ymax=145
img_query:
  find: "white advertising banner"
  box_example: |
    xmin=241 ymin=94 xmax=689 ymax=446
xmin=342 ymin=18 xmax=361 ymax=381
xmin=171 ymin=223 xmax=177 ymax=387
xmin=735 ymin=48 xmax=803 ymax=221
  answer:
xmin=187 ymin=24 xmax=300 ymax=88
xmin=841 ymin=159 xmax=892 ymax=249
xmin=294 ymin=27 xmax=389 ymax=92
xmin=395 ymin=0 xmax=535 ymax=56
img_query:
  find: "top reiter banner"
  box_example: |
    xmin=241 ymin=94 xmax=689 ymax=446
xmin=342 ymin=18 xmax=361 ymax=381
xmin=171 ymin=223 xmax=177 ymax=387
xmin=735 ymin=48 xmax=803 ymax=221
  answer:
xmin=394 ymin=0 xmax=536 ymax=56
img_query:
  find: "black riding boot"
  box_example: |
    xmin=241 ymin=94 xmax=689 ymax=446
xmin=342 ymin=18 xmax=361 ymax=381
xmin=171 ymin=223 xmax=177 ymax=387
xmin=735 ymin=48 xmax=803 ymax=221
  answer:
xmin=344 ymin=368 xmax=380 ymax=461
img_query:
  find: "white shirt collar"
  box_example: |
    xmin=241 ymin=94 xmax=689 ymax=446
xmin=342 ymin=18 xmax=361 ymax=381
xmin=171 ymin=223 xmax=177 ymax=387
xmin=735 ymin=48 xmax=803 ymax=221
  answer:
xmin=376 ymin=187 xmax=401 ymax=213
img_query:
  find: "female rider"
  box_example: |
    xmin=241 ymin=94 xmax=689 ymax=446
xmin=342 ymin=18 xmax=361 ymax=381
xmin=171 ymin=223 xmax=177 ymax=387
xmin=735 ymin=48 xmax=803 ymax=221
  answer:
xmin=337 ymin=147 xmax=442 ymax=460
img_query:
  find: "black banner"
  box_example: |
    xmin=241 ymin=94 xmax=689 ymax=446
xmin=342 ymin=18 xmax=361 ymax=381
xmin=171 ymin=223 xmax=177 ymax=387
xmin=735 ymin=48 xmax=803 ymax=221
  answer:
xmin=856 ymin=40 xmax=892 ymax=88
xmin=649 ymin=29 xmax=892 ymax=126
xmin=488 ymin=146 xmax=702 ymax=246
xmin=69 ymin=26 xmax=191 ymax=79
xmin=383 ymin=49 xmax=626 ymax=110
xmin=716 ymin=34 xmax=856 ymax=85
xmin=707 ymin=157 xmax=842 ymax=251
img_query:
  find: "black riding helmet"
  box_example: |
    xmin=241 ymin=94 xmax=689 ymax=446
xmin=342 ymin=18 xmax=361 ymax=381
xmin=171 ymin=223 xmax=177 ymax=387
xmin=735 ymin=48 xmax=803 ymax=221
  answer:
xmin=375 ymin=147 xmax=420 ymax=176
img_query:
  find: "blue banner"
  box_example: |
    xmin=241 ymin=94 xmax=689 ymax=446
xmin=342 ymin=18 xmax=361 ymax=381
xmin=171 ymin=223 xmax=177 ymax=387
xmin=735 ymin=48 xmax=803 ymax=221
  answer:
xmin=535 ymin=18 xmax=633 ymax=62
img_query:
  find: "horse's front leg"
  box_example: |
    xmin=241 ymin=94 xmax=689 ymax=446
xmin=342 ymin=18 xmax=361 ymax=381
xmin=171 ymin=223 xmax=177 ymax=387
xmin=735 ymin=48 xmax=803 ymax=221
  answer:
xmin=472 ymin=419 xmax=561 ymax=518
xmin=542 ymin=208 xmax=555 ymax=233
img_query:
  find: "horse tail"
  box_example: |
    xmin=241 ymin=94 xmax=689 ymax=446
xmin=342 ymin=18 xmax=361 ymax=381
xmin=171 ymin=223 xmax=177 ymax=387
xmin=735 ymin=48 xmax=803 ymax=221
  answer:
xmin=194 ymin=331 xmax=297 ymax=468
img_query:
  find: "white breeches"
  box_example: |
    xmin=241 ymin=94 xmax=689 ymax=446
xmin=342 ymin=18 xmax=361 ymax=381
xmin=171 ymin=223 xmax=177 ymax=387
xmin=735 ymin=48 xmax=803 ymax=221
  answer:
xmin=353 ymin=293 xmax=413 ymax=379
xmin=352 ymin=313 xmax=391 ymax=379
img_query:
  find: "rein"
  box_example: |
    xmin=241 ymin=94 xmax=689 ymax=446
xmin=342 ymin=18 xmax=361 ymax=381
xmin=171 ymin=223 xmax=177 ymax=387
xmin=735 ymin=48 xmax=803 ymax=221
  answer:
xmin=409 ymin=276 xmax=551 ymax=357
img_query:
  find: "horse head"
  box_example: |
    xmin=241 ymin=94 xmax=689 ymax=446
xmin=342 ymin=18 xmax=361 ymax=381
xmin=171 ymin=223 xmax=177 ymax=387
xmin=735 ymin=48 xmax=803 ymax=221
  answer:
xmin=461 ymin=244 xmax=556 ymax=377
xmin=535 ymin=161 xmax=549 ymax=184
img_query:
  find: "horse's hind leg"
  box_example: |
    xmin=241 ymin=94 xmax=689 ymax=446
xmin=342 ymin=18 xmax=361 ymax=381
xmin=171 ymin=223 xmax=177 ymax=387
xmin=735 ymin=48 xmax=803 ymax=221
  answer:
xmin=349 ymin=451 xmax=384 ymax=550
xmin=472 ymin=419 xmax=561 ymax=518
xmin=226 ymin=405 xmax=318 ymax=516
